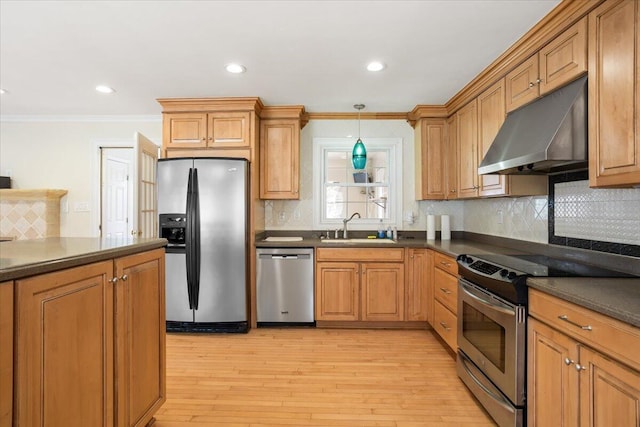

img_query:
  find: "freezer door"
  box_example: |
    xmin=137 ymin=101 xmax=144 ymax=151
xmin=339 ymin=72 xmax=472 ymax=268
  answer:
xmin=193 ymin=158 xmax=248 ymax=323
xmin=165 ymin=250 xmax=193 ymax=322
xmin=157 ymin=158 xmax=192 ymax=214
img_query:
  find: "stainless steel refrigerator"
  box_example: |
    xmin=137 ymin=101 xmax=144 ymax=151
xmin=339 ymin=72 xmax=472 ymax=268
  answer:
xmin=157 ymin=157 xmax=248 ymax=333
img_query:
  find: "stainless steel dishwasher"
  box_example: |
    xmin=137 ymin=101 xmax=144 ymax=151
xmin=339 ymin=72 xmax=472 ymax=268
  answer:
xmin=256 ymin=248 xmax=314 ymax=325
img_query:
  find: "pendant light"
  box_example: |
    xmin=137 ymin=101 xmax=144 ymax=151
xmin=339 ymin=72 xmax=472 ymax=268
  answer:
xmin=352 ymin=104 xmax=367 ymax=170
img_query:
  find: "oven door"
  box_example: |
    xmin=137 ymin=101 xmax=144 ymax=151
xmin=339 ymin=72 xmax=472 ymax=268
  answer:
xmin=457 ymin=278 xmax=526 ymax=406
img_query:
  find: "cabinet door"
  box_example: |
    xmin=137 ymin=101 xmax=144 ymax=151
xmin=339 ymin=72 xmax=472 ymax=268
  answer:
xmin=477 ymin=79 xmax=508 ymax=196
xmin=163 ymin=113 xmax=208 ymax=148
xmin=115 ymin=249 xmax=166 ymax=427
xmin=260 ymin=119 xmax=300 ymax=199
xmin=539 ymin=17 xmax=587 ymax=95
xmin=208 ymin=112 xmax=250 ymax=148
xmin=457 ymin=100 xmax=479 ymax=198
xmin=405 ymin=249 xmax=428 ymax=321
xmin=446 ymin=115 xmax=458 ymax=199
xmin=589 ymin=0 xmax=640 ymax=187
xmin=527 ymin=318 xmax=580 ymax=427
xmin=315 ymin=262 xmax=359 ymax=321
xmin=579 ymin=346 xmax=640 ymax=427
xmin=415 ymin=119 xmax=446 ymax=200
xmin=15 ymin=261 xmax=115 ymax=427
xmin=506 ymin=55 xmax=540 ymax=112
xmin=0 ymin=282 xmax=13 ymax=427
xmin=361 ymin=263 xmax=404 ymax=321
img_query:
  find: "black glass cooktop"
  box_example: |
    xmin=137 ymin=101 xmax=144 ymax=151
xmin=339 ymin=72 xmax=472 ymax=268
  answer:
xmin=474 ymin=253 xmax=635 ymax=278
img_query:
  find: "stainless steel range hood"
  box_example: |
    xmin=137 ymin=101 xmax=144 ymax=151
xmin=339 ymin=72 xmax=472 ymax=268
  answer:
xmin=478 ymin=76 xmax=587 ymax=175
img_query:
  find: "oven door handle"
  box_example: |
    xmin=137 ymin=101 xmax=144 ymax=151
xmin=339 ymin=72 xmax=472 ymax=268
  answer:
xmin=460 ymin=281 xmax=515 ymax=315
xmin=459 ymin=354 xmax=516 ymax=414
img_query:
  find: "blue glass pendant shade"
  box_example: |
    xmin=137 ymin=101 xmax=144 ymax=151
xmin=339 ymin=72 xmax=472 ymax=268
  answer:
xmin=352 ymin=138 xmax=367 ymax=170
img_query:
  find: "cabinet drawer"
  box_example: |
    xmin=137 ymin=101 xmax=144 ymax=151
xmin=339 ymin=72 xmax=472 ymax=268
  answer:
xmin=529 ymin=288 xmax=640 ymax=371
xmin=434 ymin=252 xmax=457 ymax=275
xmin=434 ymin=268 xmax=458 ymax=314
xmin=316 ymin=247 xmax=404 ymax=262
xmin=434 ymin=300 xmax=457 ymax=351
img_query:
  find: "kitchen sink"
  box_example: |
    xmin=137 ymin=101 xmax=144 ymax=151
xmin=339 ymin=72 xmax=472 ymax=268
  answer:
xmin=321 ymin=238 xmax=396 ymax=244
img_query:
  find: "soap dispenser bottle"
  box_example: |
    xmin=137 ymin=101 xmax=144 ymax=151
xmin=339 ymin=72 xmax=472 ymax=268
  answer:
xmin=377 ymin=220 xmax=385 ymax=238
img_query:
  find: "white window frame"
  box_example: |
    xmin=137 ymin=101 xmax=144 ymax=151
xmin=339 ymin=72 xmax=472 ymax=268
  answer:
xmin=312 ymin=137 xmax=403 ymax=231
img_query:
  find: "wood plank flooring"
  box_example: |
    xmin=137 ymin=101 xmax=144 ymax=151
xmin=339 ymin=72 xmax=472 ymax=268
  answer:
xmin=154 ymin=328 xmax=496 ymax=426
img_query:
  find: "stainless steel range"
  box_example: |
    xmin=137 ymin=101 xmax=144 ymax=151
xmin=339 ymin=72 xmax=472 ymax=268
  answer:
xmin=455 ymin=253 xmax=633 ymax=427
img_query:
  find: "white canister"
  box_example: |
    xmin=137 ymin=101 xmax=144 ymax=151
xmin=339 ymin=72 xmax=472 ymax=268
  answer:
xmin=441 ymin=214 xmax=451 ymax=240
xmin=426 ymin=215 xmax=436 ymax=240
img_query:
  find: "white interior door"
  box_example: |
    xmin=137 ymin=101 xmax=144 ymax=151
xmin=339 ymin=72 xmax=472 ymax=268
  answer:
xmin=101 ymin=148 xmax=133 ymax=238
xmin=132 ymin=132 xmax=159 ymax=238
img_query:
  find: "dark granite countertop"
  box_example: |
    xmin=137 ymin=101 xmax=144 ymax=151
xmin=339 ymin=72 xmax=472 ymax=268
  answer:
xmin=527 ymin=277 xmax=640 ymax=328
xmin=0 ymin=237 xmax=167 ymax=282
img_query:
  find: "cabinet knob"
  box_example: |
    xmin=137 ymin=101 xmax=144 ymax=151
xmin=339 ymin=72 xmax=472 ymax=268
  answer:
xmin=536 ymin=78 xmax=542 ymax=84
xmin=120 ymin=274 xmax=128 ymax=281
xmin=575 ymin=363 xmax=587 ymax=372
xmin=564 ymin=358 xmax=574 ymax=366
xmin=110 ymin=277 xmax=118 ymax=284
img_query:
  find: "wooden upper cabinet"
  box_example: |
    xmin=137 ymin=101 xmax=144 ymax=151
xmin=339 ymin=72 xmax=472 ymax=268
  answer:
xmin=457 ymin=100 xmax=479 ymax=198
xmin=163 ymin=111 xmax=250 ymax=150
xmin=415 ymin=118 xmax=447 ymax=200
xmin=589 ymin=0 xmax=640 ymax=187
xmin=477 ymin=79 xmax=508 ymax=196
xmin=505 ymin=55 xmax=541 ymax=113
xmin=259 ymin=106 xmax=305 ymax=199
xmin=506 ymin=17 xmax=587 ymax=112
xmin=446 ymin=115 xmax=458 ymax=200
xmin=163 ymin=113 xmax=208 ymax=148
xmin=207 ymin=112 xmax=250 ymax=148
xmin=539 ymin=17 xmax=587 ymax=95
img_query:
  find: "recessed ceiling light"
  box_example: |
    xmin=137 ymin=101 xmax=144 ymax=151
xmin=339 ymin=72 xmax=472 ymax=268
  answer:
xmin=96 ymin=85 xmax=115 ymax=94
xmin=0 ymin=89 xmax=7 ymax=95
xmin=225 ymin=63 xmax=246 ymax=74
xmin=367 ymin=61 xmax=386 ymax=72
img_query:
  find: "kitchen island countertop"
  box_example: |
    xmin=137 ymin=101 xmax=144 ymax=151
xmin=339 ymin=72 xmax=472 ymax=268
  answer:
xmin=0 ymin=237 xmax=167 ymax=282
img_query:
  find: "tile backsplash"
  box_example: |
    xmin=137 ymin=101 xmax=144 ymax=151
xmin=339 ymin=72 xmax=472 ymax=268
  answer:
xmin=463 ymin=196 xmax=549 ymax=243
xmin=553 ymin=180 xmax=640 ymax=246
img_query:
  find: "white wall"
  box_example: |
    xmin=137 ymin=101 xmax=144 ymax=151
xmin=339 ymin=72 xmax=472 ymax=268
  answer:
xmin=0 ymin=118 xmax=162 ymax=237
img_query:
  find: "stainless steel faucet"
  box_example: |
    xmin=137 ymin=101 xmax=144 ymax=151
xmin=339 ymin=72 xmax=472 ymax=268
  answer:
xmin=342 ymin=212 xmax=361 ymax=239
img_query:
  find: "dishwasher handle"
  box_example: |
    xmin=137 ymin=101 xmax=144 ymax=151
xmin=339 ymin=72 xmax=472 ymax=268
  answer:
xmin=259 ymin=254 xmax=311 ymax=260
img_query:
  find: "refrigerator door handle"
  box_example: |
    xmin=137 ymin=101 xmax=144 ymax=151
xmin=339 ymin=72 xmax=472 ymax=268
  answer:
xmin=185 ymin=167 xmax=195 ymax=310
xmin=191 ymin=167 xmax=201 ymax=309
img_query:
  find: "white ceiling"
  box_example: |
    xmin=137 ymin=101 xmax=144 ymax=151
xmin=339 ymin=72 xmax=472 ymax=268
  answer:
xmin=0 ymin=0 xmax=560 ymax=116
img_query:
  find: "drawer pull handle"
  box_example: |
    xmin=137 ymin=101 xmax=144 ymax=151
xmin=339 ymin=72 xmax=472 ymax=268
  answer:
xmin=440 ymin=287 xmax=452 ymax=295
xmin=440 ymin=261 xmax=451 ymax=267
xmin=558 ymin=315 xmax=592 ymax=331
xmin=439 ymin=321 xmax=451 ymax=331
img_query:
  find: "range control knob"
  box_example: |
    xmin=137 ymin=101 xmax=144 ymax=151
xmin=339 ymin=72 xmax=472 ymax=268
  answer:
xmin=507 ymin=271 xmax=517 ymax=280
xmin=466 ymin=257 xmax=473 ymax=264
xmin=500 ymin=269 xmax=508 ymax=277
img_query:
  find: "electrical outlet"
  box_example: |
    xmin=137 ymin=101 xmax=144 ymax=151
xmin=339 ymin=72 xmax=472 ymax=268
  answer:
xmin=293 ymin=209 xmax=301 ymax=220
xmin=497 ymin=210 xmax=504 ymax=224
xmin=74 ymin=202 xmax=90 ymax=212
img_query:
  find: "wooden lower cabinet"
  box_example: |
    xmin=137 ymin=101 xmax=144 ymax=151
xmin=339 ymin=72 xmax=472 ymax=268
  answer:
xmin=13 ymin=248 xmax=165 ymax=427
xmin=115 ymin=249 xmax=166 ymax=427
xmin=0 ymin=282 xmax=14 ymax=427
xmin=315 ymin=262 xmax=359 ymax=321
xmin=405 ymin=248 xmax=431 ymax=322
xmin=315 ymin=248 xmax=405 ymax=323
xmin=431 ymin=251 xmax=458 ymax=351
xmin=528 ymin=289 xmax=640 ymax=427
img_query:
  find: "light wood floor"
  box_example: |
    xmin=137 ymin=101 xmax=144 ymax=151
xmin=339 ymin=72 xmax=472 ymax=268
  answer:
xmin=154 ymin=328 xmax=496 ymax=426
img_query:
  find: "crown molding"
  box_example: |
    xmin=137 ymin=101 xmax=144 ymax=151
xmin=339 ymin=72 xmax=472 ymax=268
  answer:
xmin=0 ymin=115 xmax=161 ymax=123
